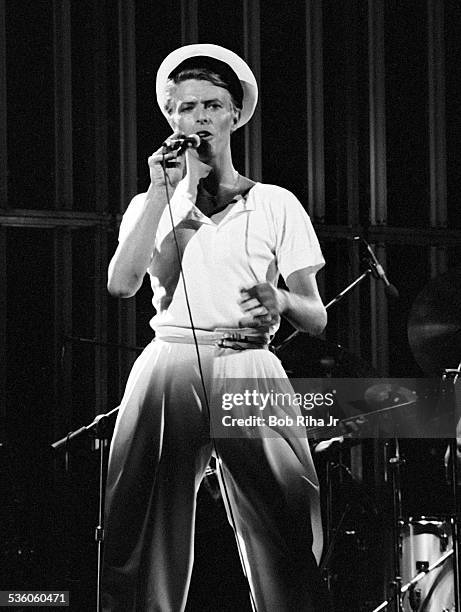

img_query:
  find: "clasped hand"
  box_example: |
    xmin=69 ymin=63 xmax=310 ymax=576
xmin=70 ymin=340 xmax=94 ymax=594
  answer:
xmin=148 ymin=131 xmax=211 ymax=191
xmin=238 ymin=283 xmax=286 ymax=329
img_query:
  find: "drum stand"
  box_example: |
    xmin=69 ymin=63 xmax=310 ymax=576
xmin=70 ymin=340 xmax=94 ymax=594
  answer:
xmin=444 ymin=366 xmax=460 ymax=612
xmin=51 ymin=407 xmax=119 ymax=612
xmin=390 ymin=438 xmax=404 ymax=612
xmin=372 ymin=549 xmax=454 ymax=612
xmin=370 ymin=438 xmax=405 ymax=612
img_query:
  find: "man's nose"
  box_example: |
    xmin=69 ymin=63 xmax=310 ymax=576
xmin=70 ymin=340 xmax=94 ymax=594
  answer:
xmin=195 ymin=105 xmax=210 ymax=123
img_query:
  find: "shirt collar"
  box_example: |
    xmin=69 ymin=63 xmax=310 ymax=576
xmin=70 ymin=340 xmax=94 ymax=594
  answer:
xmin=171 ymin=179 xmax=257 ymax=226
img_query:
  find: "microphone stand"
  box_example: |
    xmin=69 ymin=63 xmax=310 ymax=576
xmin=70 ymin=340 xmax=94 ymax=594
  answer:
xmin=52 ymin=407 xmax=119 ymax=612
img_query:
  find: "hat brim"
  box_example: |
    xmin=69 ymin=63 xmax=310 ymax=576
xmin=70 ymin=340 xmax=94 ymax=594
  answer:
xmin=156 ymin=43 xmax=258 ymax=130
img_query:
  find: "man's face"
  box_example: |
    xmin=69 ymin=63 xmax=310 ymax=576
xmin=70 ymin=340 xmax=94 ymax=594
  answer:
xmin=169 ymin=79 xmax=239 ymax=160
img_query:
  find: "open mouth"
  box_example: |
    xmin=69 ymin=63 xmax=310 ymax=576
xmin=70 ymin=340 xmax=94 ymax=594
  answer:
xmin=196 ymin=130 xmax=213 ymax=141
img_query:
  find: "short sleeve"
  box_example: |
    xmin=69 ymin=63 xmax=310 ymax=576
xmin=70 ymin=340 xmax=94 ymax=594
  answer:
xmin=272 ymin=187 xmax=325 ymax=280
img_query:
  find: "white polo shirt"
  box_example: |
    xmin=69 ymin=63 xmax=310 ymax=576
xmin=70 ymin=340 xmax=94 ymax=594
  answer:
xmin=118 ymin=180 xmax=325 ymax=335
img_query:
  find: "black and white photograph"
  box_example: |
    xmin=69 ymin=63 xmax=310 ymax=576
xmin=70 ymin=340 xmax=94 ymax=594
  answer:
xmin=1 ymin=1 xmax=461 ymax=611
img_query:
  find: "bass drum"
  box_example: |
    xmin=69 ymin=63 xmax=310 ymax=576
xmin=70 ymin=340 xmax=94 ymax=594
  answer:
xmin=400 ymin=517 xmax=454 ymax=612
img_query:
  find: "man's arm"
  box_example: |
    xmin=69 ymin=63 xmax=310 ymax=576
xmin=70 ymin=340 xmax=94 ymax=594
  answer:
xmin=107 ymin=137 xmax=211 ymax=298
xmin=239 ymin=267 xmax=327 ymax=335
xmin=107 ymin=184 xmax=169 ymax=298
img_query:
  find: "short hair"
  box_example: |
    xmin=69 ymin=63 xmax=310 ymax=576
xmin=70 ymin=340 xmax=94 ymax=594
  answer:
xmin=164 ymin=58 xmax=243 ymax=115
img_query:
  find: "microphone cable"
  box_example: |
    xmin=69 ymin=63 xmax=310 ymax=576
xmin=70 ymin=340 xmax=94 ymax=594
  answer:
xmin=160 ymin=151 xmax=258 ymax=612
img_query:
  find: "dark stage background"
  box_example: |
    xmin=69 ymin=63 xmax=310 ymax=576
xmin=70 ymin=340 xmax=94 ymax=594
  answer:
xmin=1 ymin=1 xmax=461 ymax=610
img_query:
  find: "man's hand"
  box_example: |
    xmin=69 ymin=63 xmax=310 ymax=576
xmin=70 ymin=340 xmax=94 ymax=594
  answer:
xmin=148 ymin=130 xmax=188 ymax=189
xmin=148 ymin=132 xmax=211 ymax=195
xmin=238 ymin=283 xmax=285 ymax=329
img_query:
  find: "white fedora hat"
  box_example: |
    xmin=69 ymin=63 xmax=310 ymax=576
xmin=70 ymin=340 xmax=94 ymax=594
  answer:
xmin=156 ymin=43 xmax=258 ymax=130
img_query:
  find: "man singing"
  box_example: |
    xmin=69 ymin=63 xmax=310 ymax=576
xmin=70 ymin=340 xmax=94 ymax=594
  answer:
xmin=102 ymin=43 xmax=329 ymax=611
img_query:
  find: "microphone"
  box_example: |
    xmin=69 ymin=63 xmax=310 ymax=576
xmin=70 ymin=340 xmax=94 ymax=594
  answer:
xmin=162 ymin=134 xmax=201 ymax=153
xmin=355 ymin=236 xmax=399 ymax=299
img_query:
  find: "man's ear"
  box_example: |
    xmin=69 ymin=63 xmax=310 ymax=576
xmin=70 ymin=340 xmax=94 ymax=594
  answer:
xmin=230 ymin=109 xmax=241 ymax=132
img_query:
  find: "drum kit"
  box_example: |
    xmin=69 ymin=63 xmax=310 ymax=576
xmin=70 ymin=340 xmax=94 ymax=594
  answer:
xmin=275 ymin=266 xmax=461 ymax=612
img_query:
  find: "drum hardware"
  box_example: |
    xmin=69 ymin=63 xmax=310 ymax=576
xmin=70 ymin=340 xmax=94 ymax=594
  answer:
xmin=372 ymin=546 xmax=453 ymax=612
xmin=384 ymin=437 xmax=405 ymax=612
xmin=319 ymin=462 xmax=378 ymax=576
xmin=407 ymin=268 xmax=461 ymax=612
xmin=370 ymin=269 xmax=461 ymax=612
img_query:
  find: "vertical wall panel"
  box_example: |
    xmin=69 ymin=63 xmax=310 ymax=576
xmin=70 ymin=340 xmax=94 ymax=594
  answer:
xmin=0 ymin=227 xmax=5 ymax=422
xmin=368 ymin=0 xmax=388 ymax=373
xmin=427 ymin=0 xmax=447 ymax=233
xmin=93 ymin=0 xmax=109 ymax=216
xmin=71 ymin=228 xmax=97 ymax=425
xmin=6 ymin=0 xmax=55 ymax=209
xmin=323 ymin=0 xmax=369 ymax=228
xmin=7 ymin=227 xmax=56 ymax=442
xmin=53 ymin=0 xmax=73 ymax=210
xmin=445 ymin=0 xmax=461 ymax=230
xmin=53 ymin=228 xmax=73 ymax=439
xmin=305 ymin=0 xmax=325 ymax=220
xmin=0 ymin=0 xmax=6 ymax=207
xmin=322 ymin=0 xmax=368 ymax=358
xmin=106 ymin=5 xmax=121 ymax=216
xmin=385 ymin=1 xmax=429 ymax=228
xmin=323 ymin=0 xmax=349 ymax=226
xmin=368 ymin=0 xmax=387 ymax=227
xmin=93 ymin=0 xmax=109 ymax=416
xmin=181 ymin=0 xmax=198 ymax=44
xmin=197 ymin=0 xmax=244 ymax=56
xmin=243 ymin=0 xmax=262 ymax=181
xmin=0 ymin=2 xmax=6 ymax=423
xmin=259 ymin=1 xmax=308 ymax=201
xmin=71 ymin=0 xmax=98 ymax=211
xmin=94 ymin=230 xmax=108 ymax=415
xmin=5 ymin=227 xmax=56 ymax=589
xmin=118 ymin=0 xmax=137 ymax=210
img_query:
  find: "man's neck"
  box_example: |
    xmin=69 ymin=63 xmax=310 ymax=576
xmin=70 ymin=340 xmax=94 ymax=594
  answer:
xmin=201 ymin=165 xmax=238 ymax=197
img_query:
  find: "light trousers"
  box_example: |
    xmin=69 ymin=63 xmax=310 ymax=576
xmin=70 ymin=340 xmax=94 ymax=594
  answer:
xmin=101 ymin=337 xmax=326 ymax=612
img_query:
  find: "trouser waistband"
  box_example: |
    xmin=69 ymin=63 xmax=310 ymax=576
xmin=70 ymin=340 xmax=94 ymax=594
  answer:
xmin=154 ymin=327 xmax=270 ymax=350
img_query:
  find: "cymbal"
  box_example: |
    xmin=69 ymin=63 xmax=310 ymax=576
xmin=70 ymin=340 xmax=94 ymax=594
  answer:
xmin=408 ymin=267 xmax=461 ymax=376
